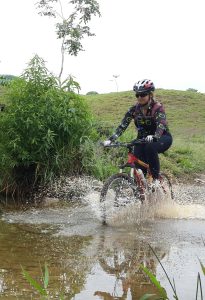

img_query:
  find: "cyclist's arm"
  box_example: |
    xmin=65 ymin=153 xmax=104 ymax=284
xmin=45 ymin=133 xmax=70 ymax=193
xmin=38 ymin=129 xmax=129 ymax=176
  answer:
xmin=109 ymin=106 xmax=135 ymax=141
xmin=154 ymin=105 xmax=169 ymax=139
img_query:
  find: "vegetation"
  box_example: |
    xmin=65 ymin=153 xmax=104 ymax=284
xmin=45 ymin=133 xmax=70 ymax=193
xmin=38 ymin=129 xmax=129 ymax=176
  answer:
xmin=36 ymin=0 xmax=101 ymax=83
xmin=186 ymin=88 xmax=198 ymax=92
xmin=0 ymin=65 xmax=204 ymax=199
xmin=0 ymin=74 xmax=17 ymax=86
xmin=22 ymin=264 xmax=65 ymax=300
xmin=139 ymin=245 xmax=205 ymax=300
xmin=84 ymin=89 xmax=205 ymax=179
xmin=0 ymin=55 xmax=96 ymax=198
xmin=86 ymin=91 xmax=99 ymax=95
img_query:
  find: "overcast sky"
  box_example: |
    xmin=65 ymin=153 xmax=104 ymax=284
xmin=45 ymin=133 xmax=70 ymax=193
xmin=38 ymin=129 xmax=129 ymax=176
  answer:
xmin=0 ymin=0 xmax=205 ymax=94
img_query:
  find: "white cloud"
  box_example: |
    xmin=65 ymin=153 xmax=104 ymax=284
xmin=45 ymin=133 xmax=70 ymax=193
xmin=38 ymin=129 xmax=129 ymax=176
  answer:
xmin=0 ymin=0 xmax=205 ymax=94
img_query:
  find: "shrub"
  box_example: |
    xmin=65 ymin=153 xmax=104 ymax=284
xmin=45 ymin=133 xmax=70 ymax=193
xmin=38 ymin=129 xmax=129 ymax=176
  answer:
xmin=0 ymin=55 xmax=94 ymax=198
xmin=186 ymin=88 xmax=198 ymax=92
xmin=0 ymin=74 xmax=17 ymax=86
xmin=86 ymin=91 xmax=99 ymax=95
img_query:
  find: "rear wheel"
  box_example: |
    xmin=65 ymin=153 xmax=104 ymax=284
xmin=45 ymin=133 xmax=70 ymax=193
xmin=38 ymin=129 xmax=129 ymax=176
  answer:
xmin=100 ymin=173 xmax=143 ymax=225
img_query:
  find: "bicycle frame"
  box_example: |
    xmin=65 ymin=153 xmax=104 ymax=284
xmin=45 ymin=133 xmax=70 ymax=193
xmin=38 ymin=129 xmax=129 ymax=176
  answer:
xmin=117 ymin=143 xmax=173 ymax=199
xmin=116 ymin=142 xmax=152 ymax=192
xmin=104 ymin=139 xmax=173 ymax=197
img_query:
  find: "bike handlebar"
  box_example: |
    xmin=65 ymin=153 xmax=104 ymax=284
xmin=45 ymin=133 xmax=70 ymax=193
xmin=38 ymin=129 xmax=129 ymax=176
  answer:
xmin=101 ymin=138 xmax=147 ymax=148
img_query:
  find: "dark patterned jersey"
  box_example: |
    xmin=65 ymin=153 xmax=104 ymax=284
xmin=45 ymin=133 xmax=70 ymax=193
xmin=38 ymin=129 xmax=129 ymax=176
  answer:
xmin=110 ymin=98 xmax=170 ymax=141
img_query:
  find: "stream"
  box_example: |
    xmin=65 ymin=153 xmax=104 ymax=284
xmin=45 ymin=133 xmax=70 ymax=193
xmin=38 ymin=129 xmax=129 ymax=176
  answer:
xmin=0 ymin=180 xmax=205 ymax=299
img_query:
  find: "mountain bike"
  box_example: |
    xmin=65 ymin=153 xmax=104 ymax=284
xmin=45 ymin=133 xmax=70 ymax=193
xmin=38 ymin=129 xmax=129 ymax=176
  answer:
xmin=100 ymin=139 xmax=174 ymax=225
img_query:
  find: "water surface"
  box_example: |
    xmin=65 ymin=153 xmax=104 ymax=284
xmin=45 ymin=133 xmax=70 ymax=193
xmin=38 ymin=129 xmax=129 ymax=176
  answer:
xmin=0 ymin=190 xmax=205 ymax=299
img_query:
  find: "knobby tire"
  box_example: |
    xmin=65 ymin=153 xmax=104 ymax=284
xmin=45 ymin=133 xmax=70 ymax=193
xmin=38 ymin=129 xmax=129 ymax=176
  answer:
xmin=100 ymin=173 xmax=143 ymax=225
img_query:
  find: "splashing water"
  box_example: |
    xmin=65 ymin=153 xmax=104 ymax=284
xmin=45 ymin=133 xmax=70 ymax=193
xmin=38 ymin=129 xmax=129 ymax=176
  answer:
xmin=84 ymin=191 xmax=102 ymax=220
xmin=41 ymin=175 xmax=205 ymax=225
xmin=154 ymin=202 xmax=205 ymax=219
xmin=84 ymin=182 xmax=205 ymax=226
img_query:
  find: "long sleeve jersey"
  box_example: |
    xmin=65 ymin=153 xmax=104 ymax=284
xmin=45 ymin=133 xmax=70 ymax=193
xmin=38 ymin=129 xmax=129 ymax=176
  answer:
xmin=110 ymin=98 xmax=170 ymax=141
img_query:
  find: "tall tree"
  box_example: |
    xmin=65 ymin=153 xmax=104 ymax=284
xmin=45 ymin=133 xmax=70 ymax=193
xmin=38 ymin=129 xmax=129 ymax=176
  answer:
xmin=36 ymin=0 xmax=101 ymax=86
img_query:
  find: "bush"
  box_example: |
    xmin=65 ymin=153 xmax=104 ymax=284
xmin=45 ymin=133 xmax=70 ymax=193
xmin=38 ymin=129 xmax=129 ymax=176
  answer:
xmin=186 ymin=88 xmax=198 ymax=92
xmin=0 ymin=74 xmax=17 ymax=86
xmin=0 ymin=55 xmax=95 ymax=198
xmin=86 ymin=91 xmax=98 ymax=95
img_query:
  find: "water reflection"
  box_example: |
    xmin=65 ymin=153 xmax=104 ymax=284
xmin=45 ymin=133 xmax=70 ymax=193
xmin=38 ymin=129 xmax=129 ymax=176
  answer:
xmin=0 ymin=217 xmax=171 ymax=299
xmin=0 ymin=220 xmax=94 ymax=299
xmin=84 ymin=228 xmax=169 ymax=300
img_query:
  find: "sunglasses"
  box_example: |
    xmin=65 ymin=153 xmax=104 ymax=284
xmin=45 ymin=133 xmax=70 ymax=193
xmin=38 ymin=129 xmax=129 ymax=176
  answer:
xmin=136 ymin=92 xmax=149 ymax=98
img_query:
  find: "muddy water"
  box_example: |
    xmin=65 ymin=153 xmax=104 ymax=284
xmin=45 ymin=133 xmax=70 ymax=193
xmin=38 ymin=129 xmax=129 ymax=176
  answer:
xmin=0 ymin=185 xmax=205 ymax=299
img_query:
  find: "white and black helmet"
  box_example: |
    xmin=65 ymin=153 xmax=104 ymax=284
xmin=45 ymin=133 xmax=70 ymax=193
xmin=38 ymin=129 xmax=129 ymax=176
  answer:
xmin=133 ymin=79 xmax=155 ymax=94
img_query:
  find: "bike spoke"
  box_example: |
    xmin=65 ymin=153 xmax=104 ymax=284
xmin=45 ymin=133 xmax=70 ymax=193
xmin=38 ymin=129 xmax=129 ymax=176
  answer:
xmin=100 ymin=174 xmax=143 ymax=224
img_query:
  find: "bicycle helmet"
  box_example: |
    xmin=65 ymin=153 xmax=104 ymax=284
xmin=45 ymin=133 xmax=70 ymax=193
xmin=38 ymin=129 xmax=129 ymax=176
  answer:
xmin=133 ymin=79 xmax=155 ymax=94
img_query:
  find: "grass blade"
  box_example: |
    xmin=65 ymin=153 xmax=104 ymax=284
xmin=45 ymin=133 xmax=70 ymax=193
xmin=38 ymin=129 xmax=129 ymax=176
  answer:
xmin=149 ymin=245 xmax=179 ymax=299
xmin=139 ymin=294 xmax=158 ymax=300
xmin=22 ymin=267 xmax=47 ymax=296
xmin=196 ymin=273 xmax=203 ymax=300
xmin=140 ymin=265 xmax=167 ymax=299
xmin=198 ymin=258 xmax=205 ymax=276
xmin=43 ymin=263 xmax=49 ymax=289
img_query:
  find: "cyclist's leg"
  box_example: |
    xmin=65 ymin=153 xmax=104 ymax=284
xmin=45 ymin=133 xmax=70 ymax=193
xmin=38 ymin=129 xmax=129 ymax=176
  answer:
xmin=134 ymin=144 xmax=147 ymax=176
xmin=145 ymin=135 xmax=172 ymax=179
xmin=156 ymin=134 xmax=173 ymax=154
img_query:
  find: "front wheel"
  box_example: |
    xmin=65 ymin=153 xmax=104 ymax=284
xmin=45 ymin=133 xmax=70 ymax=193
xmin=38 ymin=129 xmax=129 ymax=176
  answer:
xmin=100 ymin=173 xmax=143 ymax=225
xmin=159 ymin=173 xmax=174 ymax=199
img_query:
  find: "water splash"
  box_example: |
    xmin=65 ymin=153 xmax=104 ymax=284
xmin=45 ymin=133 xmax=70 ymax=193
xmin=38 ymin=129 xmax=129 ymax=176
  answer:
xmin=84 ymin=182 xmax=205 ymax=226
xmin=31 ymin=174 xmax=205 ymax=225
xmin=154 ymin=202 xmax=205 ymax=219
xmin=84 ymin=191 xmax=102 ymax=220
xmin=83 ymin=189 xmax=163 ymax=226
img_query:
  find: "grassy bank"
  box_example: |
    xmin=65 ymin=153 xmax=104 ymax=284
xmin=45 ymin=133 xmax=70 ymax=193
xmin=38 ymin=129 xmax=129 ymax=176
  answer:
xmin=84 ymin=89 xmax=205 ymax=179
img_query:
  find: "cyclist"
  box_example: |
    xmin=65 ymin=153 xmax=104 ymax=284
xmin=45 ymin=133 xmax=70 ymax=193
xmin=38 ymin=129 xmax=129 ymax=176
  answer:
xmin=103 ymin=79 xmax=173 ymax=185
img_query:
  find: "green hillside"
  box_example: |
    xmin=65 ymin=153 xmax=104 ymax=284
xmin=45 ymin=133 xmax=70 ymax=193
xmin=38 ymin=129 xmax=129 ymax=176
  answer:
xmin=84 ymin=89 xmax=205 ymax=138
xmin=84 ymin=89 xmax=205 ymax=179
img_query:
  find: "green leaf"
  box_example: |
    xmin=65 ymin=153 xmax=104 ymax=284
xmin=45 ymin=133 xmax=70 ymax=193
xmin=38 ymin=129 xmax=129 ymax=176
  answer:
xmin=43 ymin=263 xmax=49 ymax=289
xmin=60 ymin=294 xmax=65 ymax=300
xmin=140 ymin=265 xmax=168 ymax=299
xmin=21 ymin=267 xmax=47 ymax=296
xmin=139 ymin=294 xmax=157 ymax=300
xmin=198 ymin=258 xmax=205 ymax=275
